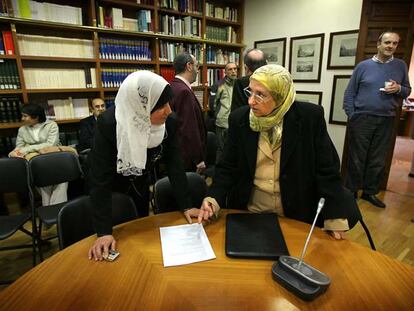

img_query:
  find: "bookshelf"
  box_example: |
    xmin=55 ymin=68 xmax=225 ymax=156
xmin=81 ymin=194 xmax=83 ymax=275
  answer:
xmin=0 ymin=0 xmax=245 ymax=134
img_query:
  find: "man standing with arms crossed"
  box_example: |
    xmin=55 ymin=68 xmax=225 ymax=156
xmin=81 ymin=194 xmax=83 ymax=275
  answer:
xmin=343 ymin=30 xmax=411 ymax=208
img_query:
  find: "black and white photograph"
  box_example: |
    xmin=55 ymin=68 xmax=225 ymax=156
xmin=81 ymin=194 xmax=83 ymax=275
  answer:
xmin=329 ymin=75 xmax=351 ymax=125
xmin=327 ymin=30 xmax=359 ymax=69
xmin=296 ymin=91 xmax=322 ymax=105
xmin=254 ymin=38 xmax=286 ymax=66
xmin=289 ymin=33 xmax=324 ymax=82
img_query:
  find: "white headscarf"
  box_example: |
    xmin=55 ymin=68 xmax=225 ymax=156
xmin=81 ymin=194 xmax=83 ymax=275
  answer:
xmin=115 ymin=71 xmax=169 ymax=176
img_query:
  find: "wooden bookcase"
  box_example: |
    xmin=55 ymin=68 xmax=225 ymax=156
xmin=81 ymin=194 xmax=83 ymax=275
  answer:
xmin=0 ymin=0 xmax=245 ymax=134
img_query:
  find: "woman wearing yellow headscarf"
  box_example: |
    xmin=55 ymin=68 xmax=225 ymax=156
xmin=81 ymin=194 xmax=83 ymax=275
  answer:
xmin=198 ymin=65 xmax=361 ymax=238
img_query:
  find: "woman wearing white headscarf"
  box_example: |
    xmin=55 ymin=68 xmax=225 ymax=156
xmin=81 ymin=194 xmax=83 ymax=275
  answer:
xmin=88 ymin=71 xmax=197 ymax=261
xmin=197 ymin=65 xmax=361 ymax=238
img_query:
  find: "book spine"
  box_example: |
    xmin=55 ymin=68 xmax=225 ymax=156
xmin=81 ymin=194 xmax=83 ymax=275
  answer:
xmin=2 ymin=31 xmax=15 ymax=55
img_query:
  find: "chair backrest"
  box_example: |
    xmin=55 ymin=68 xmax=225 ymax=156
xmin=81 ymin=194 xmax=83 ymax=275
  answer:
xmin=154 ymin=172 xmax=207 ymax=214
xmin=29 ymin=151 xmax=82 ymax=187
xmin=206 ymin=131 xmax=217 ymax=166
xmin=0 ymin=157 xmax=31 ymax=193
xmin=57 ymin=192 xmax=138 ymax=249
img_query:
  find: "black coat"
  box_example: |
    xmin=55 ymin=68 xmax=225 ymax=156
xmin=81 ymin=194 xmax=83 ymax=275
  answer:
xmin=88 ymin=106 xmax=191 ymax=235
xmin=231 ymin=75 xmax=250 ymax=112
xmin=209 ymin=102 xmax=361 ymax=228
xmin=78 ymin=115 xmax=96 ymax=151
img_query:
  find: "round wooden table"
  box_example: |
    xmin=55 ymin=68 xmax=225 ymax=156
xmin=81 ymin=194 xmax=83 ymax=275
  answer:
xmin=0 ymin=210 xmax=413 ymax=310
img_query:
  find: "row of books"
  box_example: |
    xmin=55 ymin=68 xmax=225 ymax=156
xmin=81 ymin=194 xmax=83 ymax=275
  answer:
xmin=159 ymin=41 xmax=202 ymax=62
xmin=0 ymin=60 xmax=20 ymax=90
xmin=205 ymin=46 xmax=240 ymax=65
xmin=205 ymin=3 xmax=238 ymax=22
xmin=43 ymin=97 xmax=90 ymax=120
xmin=0 ymin=97 xmax=22 ymax=123
xmin=160 ymin=67 xmax=175 ymax=83
xmin=99 ymin=38 xmax=152 ymax=61
xmin=206 ymin=25 xmax=237 ymax=43
xmin=97 ymin=7 xmax=153 ymax=33
xmin=101 ymin=67 xmax=154 ymax=88
xmin=104 ymin=96 xmax=116 ymax=109
xmin=1 ymin=31 xmax=15 ymax=55
xmin=17 ymin=34 xmax=94 ymax=59
xmin=10 ymin=0 xmax=83 ymax=25
xmin=0 ymin=0 xmax=8 ymax=16
xmin=207 ymin=68 xmax=225 ymax=87
xmin=23 ymin=68 xmax=97 ymax=89
xmin=158 ymin=15 xmax=201 ymax=37
xmin=158 ymin=0 xmax=202 ymax=14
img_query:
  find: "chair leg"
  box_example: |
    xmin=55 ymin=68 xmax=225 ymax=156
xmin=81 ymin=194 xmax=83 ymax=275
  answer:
xmin=37 ymin=221 xmax=44 ymax=262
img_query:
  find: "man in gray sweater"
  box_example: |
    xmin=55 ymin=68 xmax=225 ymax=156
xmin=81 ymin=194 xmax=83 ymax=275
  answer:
xmin=343 ymin=30 xmax=411 ymax=208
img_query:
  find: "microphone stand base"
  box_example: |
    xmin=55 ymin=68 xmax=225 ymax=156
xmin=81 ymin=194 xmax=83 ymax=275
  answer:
xmin=272 ymin=256 xmax=330 ymax=301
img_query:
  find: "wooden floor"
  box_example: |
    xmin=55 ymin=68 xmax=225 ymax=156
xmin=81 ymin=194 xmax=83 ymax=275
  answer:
xmin=1 ymin=137 xmax=414 ymax=291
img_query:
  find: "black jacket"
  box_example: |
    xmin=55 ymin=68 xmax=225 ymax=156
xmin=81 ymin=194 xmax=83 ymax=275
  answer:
xmin=78 ymin=115 xmax=96 ymax=152
xmin=209 ymin=102 xmax=361 ymax=228
xmin=230 ymin=75 xmax=250 ymax=112
xmin=88 ymin=106 xmax=191 ymax=235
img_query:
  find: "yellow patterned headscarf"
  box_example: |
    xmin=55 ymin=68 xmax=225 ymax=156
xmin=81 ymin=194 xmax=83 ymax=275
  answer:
xmin=249 ymin=65 xmax=295 ymax=150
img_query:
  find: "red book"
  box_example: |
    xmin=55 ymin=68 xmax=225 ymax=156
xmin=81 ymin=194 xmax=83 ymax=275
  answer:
xmin=2 ymin=31 xmax=14 ymax=55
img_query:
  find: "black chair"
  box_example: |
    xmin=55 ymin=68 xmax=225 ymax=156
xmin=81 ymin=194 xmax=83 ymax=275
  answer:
xmin=0 ymin=157 xmax=38 ymax=282
xmin=204 ymin=131 xmax=217 ymax=178
xmin=154 ymin=172 xmax=207 ymax=214
xmin=57 ymin=192 xmax=138 ymax=249
xmin=29 ymin=152 xmax=83 ymax=259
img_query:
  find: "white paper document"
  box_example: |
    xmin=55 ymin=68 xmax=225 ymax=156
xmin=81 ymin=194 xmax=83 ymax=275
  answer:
xmin=160 ymin=223 xmax=216 ymax=267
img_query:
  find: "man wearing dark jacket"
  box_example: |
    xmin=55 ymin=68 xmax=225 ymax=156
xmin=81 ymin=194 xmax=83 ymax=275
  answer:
xmin=170 ymin=52 xmax=207 ymax=173
xmin=231 ymin=48 xmax=267 ymax=112
xmin=78 ymin=98 xmax=106 ymax=152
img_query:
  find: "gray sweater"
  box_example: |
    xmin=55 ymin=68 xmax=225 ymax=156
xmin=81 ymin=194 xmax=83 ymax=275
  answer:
xmin=343 ymin=57 xmax=411 ymax=118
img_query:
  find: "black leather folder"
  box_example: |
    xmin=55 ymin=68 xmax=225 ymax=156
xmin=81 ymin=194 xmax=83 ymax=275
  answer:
xmin=225 ymin=213 xmax=289 ymax=259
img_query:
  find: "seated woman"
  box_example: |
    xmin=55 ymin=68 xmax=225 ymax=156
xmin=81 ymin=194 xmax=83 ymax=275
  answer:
xmin=198 ymin=65 xmax=361 ymax=238
xmin=9 ymin=103 xmax=67 ymax=206
xmin=88 ymin=71 xmax=199 ymax=261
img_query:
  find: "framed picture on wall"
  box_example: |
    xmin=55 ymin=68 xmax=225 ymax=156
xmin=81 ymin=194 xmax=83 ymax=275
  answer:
xmin=289 ymin=33 xmax=324 ymax=82
xmin=295 ymin=91 xmax=322 ymax=105
xmin=327 ymin=30 xmax=359 ymax=69
xmin=254 ymin=38 xmax=286 ymax=66
xmin=329 ymin=75 xmax=351 ymax=125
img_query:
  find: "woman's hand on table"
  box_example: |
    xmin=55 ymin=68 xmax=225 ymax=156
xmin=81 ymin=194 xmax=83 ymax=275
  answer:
xmin=88 ymin=235 xmax=116 ymax=261
xmin=197 ymin=200 xmax=218 ymax=223
xmin=329 ymin=230 xmax=345 ymax=240
xmin=183 ymin=208 xmax=202 ymax=223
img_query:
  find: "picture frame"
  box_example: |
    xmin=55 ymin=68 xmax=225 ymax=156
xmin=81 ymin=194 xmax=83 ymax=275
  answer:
xmin=254 ymin=38 xmax=286 ymax=66
xmin=289 ymin=33 xmax=324 ymax=82
xmin=329 ymin=75 xmax=351 ymax=125
xmin=327 ymin=30 xmax=359 ymax=69
xmin=295 ymin=91 xmax=322 ymax=106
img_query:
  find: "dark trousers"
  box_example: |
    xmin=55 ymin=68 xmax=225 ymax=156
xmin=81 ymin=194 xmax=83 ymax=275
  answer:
xmin=215 ymin=126 xmax=228 ymax=164
xmin=345 ymin=114 xmax=394 ymax=194
xmin=113 ymin=175 xmax=150 ymax=218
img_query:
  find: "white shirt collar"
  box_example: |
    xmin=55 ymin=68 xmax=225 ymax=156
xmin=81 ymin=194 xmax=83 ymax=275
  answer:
xmin=175 ymin=75 xmax=192 ymax=90
xmin=372 ymin=55 xmax=394 ymax=64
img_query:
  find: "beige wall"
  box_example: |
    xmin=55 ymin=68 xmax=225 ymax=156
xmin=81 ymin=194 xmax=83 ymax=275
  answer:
xmin=243 ymin=0 xmax=363 ymax=158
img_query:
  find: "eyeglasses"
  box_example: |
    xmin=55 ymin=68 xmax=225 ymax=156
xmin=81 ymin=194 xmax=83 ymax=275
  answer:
xmin=243 ymin=87 xmax=267 ymax=104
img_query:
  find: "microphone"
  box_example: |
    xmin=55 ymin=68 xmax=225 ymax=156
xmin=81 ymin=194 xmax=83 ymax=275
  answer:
xmin=272 ymin=198 xmax=331 ymax=301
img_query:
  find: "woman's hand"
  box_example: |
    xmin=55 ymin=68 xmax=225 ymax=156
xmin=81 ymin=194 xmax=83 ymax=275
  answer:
xmin=329 ymin=230 xmax=345 ymax=240
xmin=197 ymin=200 xmax=218 ymax=223
xmin=9 ymin=149 xmax=24 ymax=158
xmin=88 ymin=235 xmax=116 ymax=261
xmin=183 ymin=208 xmax=201 ymax=223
